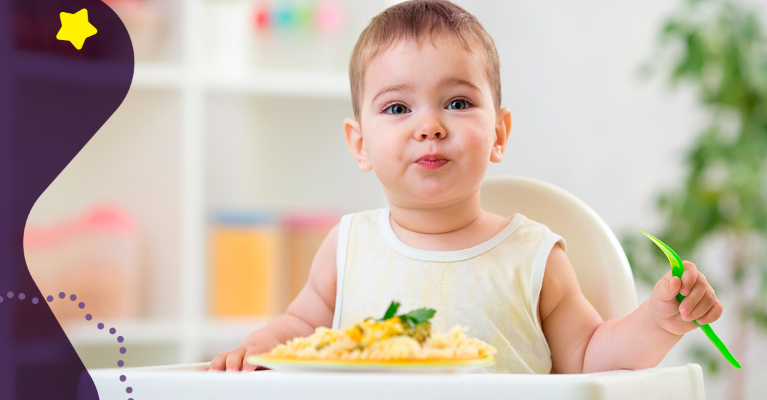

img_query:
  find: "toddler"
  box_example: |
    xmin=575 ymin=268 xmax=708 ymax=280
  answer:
xmin=209 ymin=0 xmax=723 ymax=373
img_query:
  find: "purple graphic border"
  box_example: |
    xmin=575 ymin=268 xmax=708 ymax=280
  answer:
xmin=0 ymin=0 xmax=134 ymax=398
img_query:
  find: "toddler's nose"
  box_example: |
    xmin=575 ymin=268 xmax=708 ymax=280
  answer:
xmin=414 ymin=110 xmax=448 ymax=140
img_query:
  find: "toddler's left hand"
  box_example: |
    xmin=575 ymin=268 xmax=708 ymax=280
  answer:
xmin=649 ymin=261 xmax=723 ymax=336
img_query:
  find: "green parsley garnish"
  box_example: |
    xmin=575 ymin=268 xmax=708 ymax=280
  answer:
xmin=382 ymin=301 xmax=400 ymax=320
xmin=400 ymin=308 xmax=437 ymax=326
xmin=379 ymin=301 xmax=436 ymax=326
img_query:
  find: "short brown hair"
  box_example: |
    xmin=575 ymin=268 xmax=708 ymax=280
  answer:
xmin=349 ymin=0 xmax=501 ymax=122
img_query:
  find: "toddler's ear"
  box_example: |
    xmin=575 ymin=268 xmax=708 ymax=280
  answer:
xmin=490 ymin=108 xmax=511 ymax=163
xmin=344 ymin=117 xmax=372 ymax=171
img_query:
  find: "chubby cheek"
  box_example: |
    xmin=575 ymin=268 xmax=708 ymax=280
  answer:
xmin=459 ymin=129 xmax=493 ymax=174
xmin=366 ymin=136 xmax=404 ymax=181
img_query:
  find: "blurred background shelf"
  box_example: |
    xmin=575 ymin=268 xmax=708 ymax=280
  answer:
xmin=64 ymin=318 xmax=182 ymax=346
xmin=132 ymin=64 xmax=350 ymax=97
xmin=205 ymin=69 xmax=350 ymax=98
xmin=60 ymin=317 xmax=272 ymax=368
xmin=20 ymin=4 xmax=394 ymax=371
xmin=133 ymin=63 xmax=185 ymax=89
xmin=200 ymin=317 xmax=272 ymax=347
xmin=62 ymin=317 xmax=272 ymax=347
xmin=23 ymin=0 xmax=395 ymax=369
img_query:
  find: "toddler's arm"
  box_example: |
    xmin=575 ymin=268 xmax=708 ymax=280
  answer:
xmin=208 ymin=223 xmax=340 ymax=372
xmin=540 ymin=244 xmax=722 ymax=373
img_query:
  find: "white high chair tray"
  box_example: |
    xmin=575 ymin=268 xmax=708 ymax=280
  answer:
xmin=84 ymin=362 xmax=705 ymax=400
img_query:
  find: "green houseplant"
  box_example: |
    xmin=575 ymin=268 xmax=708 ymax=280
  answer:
xmin=619 ymin=0 xmax=767 ymax=399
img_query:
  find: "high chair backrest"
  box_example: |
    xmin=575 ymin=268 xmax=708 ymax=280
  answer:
xmin=480 ymin=176 xmax=638 ymax=320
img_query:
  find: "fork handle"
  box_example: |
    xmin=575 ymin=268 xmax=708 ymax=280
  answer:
xmin=696 ymin=322 xmax=741 ymax=369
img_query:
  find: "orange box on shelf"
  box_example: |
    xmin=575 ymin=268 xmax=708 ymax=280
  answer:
xmin=210 ymin=211 xmax=283 ymax=317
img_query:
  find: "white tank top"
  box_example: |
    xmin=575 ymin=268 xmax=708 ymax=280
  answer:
xmin=332 ymin=207 xmax=567 ymax=374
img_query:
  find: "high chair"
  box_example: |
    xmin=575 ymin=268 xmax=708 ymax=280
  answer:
xmin=83 ymin=176 xmax=705 ymax=400
xmin=480 ymin=175 xmax=638 ymax=321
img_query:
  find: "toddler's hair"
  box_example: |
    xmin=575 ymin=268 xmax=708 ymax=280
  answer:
xmin=349 ymin=0 xmax=501 ymax=122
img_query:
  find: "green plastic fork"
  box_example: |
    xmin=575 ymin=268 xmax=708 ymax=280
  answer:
xmin=637 ymin=228 xmax=741 ymax=369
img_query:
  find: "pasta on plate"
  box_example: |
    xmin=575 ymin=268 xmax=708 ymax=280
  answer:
xmin=262 ymin=302 xmax=497 ymax=362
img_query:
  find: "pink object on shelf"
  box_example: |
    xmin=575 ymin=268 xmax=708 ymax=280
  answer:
xmin=24 ymin=204 xmax=135 ymax=248
xmin=315 ymin=0 xmax=344 ymax=32
xmin=253 ymin=2 xmax=270 ymax=31
xmin=282 ymin=211 xmax=342 ymax=305
xmin=282 ymin=212 xmax=342 ymax=230
xmin=24 ymin=204 xmax=143 ymax=320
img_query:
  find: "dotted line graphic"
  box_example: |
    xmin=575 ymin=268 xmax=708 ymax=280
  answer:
xmin=1 ymin=290 xmax=133 ymax=399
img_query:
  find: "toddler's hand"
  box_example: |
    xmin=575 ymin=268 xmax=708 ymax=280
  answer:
xmin=649 ymin=260 xmax=723 ymax=336
xmin=208 ymin=334 xmax=281 ymax=372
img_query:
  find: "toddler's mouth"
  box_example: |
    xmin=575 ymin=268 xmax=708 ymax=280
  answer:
xmin=415 ymin=154 xmax=448 ymax=169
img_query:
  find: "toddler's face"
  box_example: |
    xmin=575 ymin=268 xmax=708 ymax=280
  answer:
xmin=345 ymin=34 xmax=510 ymax=209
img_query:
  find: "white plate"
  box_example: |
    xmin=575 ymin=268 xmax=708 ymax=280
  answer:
xmin=247 ymin=355 xmax=494 ymax=373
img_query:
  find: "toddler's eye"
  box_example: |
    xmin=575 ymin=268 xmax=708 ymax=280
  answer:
xmin=384 ymin=104 xmax=410 ymax=115
xmin=447 ymin=98 xmax=471 ymax=110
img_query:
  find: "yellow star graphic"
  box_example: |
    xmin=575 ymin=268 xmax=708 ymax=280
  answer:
xmin=56 ymin=9 xmax=97 ymax=50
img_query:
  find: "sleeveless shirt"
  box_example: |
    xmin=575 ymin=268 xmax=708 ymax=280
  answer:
xmin=331 ymin=207 xmax=567 ymax=374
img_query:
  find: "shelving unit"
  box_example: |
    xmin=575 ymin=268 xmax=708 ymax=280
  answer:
xmin=205 ymin=68 xmax=350 ymax=98
xmin=64 ymin=317 xmax=271 ymax=346
xmin=132 ymin=65 xmax=350 ymax=98
xmin=26 ymin=0 xmax=399 ymax=368
xmin=133 ymin=63 xmax=185 ymax=89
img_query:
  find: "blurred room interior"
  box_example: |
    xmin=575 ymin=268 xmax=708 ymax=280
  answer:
xmin=21 ymin=1 xmax=767 ymax=399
